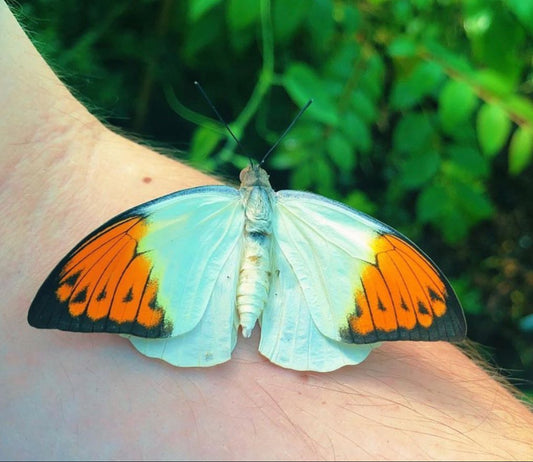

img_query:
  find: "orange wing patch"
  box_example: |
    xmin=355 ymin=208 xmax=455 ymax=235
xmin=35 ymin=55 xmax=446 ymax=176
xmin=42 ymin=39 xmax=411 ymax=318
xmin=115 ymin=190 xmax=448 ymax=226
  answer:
xmin=39 ymin=215 xmax=171 ymax=337
xmin=347 ymin=233 xmax=460 ymax=342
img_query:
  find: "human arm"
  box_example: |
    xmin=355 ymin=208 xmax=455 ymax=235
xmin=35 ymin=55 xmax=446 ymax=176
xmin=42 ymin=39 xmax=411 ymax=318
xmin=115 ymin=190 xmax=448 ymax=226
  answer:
xmin=1 ymin=2 xmax=532 ymax=459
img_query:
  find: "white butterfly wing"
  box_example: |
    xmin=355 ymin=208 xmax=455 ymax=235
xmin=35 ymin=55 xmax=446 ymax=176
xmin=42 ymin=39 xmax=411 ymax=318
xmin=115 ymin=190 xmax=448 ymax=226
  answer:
xmin=136 ymin=187 xmax=243 ymax=336
xmin=259 ymin=246 xmax=376 ymax=371
xmin=29 ymin=186 xmax=244 ymax=367
xmin=258 ymin=190 xmax=465 ymax=370
xmin=129 ymin=234 xmax=242 ymax=367
xmin=126 ymin=186 xmax=245 ymax=366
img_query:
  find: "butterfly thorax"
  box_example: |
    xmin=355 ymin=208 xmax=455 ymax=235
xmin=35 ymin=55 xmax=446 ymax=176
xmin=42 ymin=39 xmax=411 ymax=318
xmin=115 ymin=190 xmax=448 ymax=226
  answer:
xmin=237 ymin=165 xmax=275 ymax=337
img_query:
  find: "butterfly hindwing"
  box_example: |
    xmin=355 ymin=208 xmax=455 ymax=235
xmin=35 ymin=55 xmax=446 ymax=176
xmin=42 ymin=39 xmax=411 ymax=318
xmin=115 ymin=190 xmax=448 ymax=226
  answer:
xmin=269 ymin=191 xmax=466 ymax=350
xmin=28 ymin=186 xmax=244 ymax=365
xmin=259 ymin=242 xmax=377 ymax=371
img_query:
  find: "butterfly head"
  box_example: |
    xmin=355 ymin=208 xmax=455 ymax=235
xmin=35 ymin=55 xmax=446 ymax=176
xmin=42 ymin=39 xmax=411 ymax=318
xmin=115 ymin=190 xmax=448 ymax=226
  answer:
xmin=239 ymin=164 xmax=271 ymax=189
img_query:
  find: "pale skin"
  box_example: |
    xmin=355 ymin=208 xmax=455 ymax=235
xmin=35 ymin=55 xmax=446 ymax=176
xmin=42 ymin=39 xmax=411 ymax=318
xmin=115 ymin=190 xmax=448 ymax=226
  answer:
xmin=1 ymin=2 xmax=532 ymax=460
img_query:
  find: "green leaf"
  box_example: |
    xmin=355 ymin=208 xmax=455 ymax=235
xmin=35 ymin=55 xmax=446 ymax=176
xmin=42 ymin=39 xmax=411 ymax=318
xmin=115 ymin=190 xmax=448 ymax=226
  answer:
xmin=388 ymin=37 xmax=418 ymax=57
xmin=416 ymin=183 xmax=447 ymax=223
xmin=283 ymin=63 xmax=338 ymax=125
xmin=226 ymin=0 xmax=260 ymax=30
xmin=439 ymin=79 xmax=478 ymax=133
xmin=446 ymin=144 xmax=489 ymax=179
xmin=452 ymin=180 xmax=494 ymax=221
xmin=189 ymin=126 xmax=222 ymax=163
xmin=325 ymin=42 xmax=360 ymax=80
xmin=399 ymin=150 xmax=441 ymax=189
xmin=393 ymin=113 xmax=434 ymax=154
xmin=327 ymin=132 xmax=355 ymax=171
xmin=509 ymin=126 xmax=533 ymax=175
xmin=390 ymin=61 xmax=444 ymax=110
xmin=272 ymin=0 xmax=308 ymax=42
xmin=476 ymin=103 xmax=511 ymax=157
xmin=189 ymin=0 xmax=222 ymax=21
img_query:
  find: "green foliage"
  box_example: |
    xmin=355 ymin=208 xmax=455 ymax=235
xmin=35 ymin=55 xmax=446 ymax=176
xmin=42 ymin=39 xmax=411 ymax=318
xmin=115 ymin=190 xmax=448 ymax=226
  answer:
xmin=509 ymin=127 xmax=533 ymax=175
xmin=439 ymin=80 xmax=478 ymax=133
xmin=283 ymin=63 xmax=339 ymax=126
xmin=477 ymin=103 xmax=512 ymax=157
xmin=12 ymin=0 xmax=533 ymax=389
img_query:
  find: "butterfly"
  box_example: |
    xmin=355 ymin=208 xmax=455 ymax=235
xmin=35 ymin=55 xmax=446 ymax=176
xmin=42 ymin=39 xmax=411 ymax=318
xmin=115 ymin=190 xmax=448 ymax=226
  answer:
xmin=28 ymin=158 xmax=466 ymax=371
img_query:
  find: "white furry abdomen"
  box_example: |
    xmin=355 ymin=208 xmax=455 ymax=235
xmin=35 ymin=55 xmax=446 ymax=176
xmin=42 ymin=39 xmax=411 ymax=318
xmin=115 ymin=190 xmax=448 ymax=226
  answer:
xmin=237 ymin=186 xmax=274 ymax=337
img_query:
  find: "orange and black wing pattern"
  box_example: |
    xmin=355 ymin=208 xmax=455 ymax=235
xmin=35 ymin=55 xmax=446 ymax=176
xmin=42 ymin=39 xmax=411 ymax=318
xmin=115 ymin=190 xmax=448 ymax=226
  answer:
xmin=342 ymin=232 xmax=466 ymax=343
xmin=28 ymin=212 xmax=172 ymax=338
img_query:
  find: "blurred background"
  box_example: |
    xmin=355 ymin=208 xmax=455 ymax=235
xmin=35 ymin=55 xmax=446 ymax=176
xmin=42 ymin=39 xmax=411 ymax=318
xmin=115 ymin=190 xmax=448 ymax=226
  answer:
xmin=9 ymin=0 xmax=533 ymax=397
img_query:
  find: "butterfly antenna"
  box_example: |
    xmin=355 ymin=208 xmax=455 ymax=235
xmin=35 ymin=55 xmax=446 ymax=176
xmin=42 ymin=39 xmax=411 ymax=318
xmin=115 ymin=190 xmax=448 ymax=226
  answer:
xmin=194 ymin=81 xmax=247 ymax=157
xmin=259 ymin=99 xmax=313 ymax=166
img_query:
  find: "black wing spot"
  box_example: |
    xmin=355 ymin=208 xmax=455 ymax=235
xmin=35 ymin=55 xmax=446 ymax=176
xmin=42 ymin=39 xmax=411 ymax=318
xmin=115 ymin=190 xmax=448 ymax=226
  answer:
xmin=377 ymin=298 xmax=387 ymax=312
xmin=64 ymin=272 xmax=81 ymax=287
xmin=400 ymin=299 xmax=409 ymax=311
xmin=72 ymin=286 xmax=88 ymax=303
xmin=122 ymin=287 xmax=134 ymax=303
xmin=148 ymin=294 xmax=160 ymax=310
xmin=418 ymin=301 xmax=430 ymax=315
xmin=428 ymin=287 xmax=445 ymax=302
xmin=96 ymin=287 xmax=107 ymax=301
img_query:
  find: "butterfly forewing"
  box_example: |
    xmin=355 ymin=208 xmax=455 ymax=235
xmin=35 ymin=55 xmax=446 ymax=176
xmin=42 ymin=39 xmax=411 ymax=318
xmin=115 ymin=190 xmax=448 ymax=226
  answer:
xmin=273 ymin=190 xmax=466 ymax=346
xmin=29 ymin=214 xmax=171 ymax=337
xmin=28 ymin=186 xmax=244 ymax=351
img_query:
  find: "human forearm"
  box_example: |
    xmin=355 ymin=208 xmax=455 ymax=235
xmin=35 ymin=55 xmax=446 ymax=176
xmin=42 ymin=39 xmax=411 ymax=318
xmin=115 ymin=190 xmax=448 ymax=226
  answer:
xmin=1 ymin=1 xmax=532 ymax=459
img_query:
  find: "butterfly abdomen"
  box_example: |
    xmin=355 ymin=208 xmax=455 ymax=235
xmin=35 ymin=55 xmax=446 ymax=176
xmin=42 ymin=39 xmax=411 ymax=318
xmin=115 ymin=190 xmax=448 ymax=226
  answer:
xmin=237 ymin=177 xmax=275 ymax=337
xmin=237 ymin=231 xmax=272 ymax=337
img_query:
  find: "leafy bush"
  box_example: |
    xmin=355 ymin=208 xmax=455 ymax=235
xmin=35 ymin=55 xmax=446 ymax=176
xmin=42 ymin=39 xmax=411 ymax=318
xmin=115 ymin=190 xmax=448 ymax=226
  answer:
xmin=12 ymin=0 xmax=533 ymax=393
